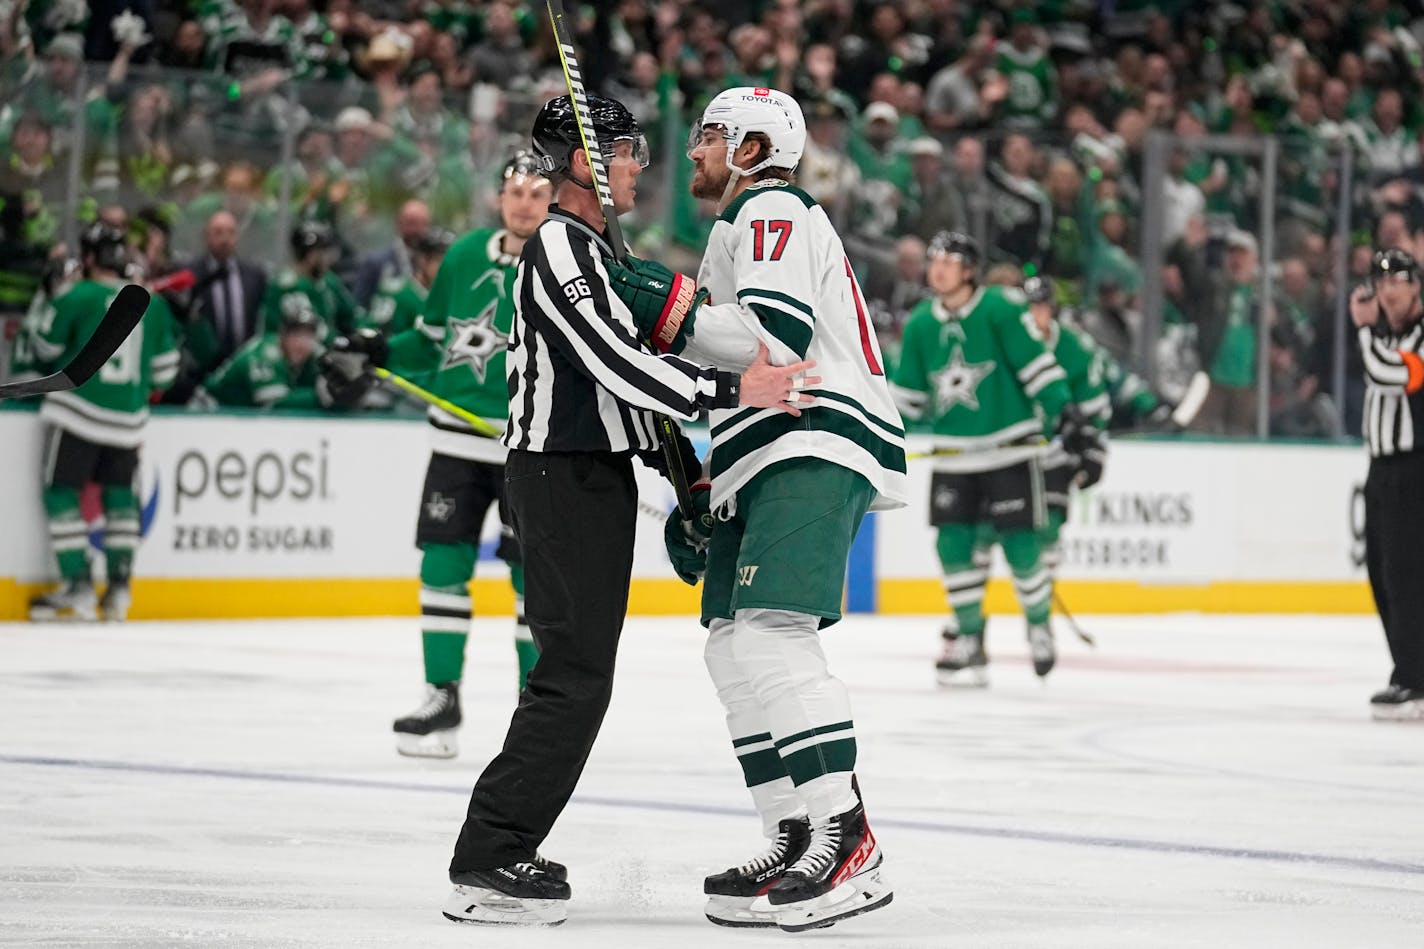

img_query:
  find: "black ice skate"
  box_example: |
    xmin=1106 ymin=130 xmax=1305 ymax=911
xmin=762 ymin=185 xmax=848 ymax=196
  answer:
xmin=99 ymin=579 xmax=131 ymax=622
xmin=443 ymin=861 xmax=571 ymax=927
xmin=935 ymin=630 xmax=988 ymax=687
xmin=28 ymin=578 xmax=97 ymax=622
xmin=392 ymin=682 xmax=461 ymax=758
xmin=1028 ymin=622 xmax=1056 ymax=678
xmin=762 ymin=802 xmax=892 ymax=932
xmin=704 ymin=817 xmax=812 ymax=928
xmin=1370 ymin=684 xmax=1424 ymax=721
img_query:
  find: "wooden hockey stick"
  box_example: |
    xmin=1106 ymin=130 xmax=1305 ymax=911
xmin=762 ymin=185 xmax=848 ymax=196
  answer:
xmin=0 ymin=284 xmax=150 ymax=400
xmin=372 ymin=367 xmax=503 ymax=438
xmin=545 ymin=0 xmax=697 ymax=522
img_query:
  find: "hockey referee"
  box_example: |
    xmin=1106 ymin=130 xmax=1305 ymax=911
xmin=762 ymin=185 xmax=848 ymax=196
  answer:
xmin=1351 ymin=247 xmax=1424 ymax=721
xmin=441 ymin=94 xmax=819 ymax=926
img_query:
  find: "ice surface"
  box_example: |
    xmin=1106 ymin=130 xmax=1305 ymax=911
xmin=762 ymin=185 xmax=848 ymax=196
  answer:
xmin=2 ymin=613 xmax=1422 ymax=948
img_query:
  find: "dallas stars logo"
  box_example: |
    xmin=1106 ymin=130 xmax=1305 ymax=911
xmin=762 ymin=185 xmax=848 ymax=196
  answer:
xmin=442 ymin=305 xmax=509 ymax=383
xmin=425 ymin=491 xmax=456 ymax=523
xmin=929 ymin=347 xmax=995 ymax=412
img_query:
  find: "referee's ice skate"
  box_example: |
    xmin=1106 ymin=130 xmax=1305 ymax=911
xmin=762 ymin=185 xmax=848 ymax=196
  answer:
xmin=756 ymin=801 xmax=892 ymax=932
xmin=442 ymin=860 xmax=570 ymax=926
xmin=391 ymin=682 xmax=460 ymax=758
xmin=703 ymin=817 xmax=811 ymax=927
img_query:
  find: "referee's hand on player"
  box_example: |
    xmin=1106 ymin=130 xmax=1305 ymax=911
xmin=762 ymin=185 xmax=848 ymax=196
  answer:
xmin=740 ymin=342 xmax=819 ymax=417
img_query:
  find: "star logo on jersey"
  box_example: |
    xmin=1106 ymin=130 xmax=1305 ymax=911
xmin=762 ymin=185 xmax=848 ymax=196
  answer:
xmin=442 ymin=306 xmax=509 ymax=383
xmin=425 ymin=491 xmax=456 ymax=523
xmin=929 ymin=347 xmax=995 ymax=413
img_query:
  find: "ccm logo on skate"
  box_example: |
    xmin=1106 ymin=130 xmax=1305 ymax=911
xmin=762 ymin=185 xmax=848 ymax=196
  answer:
xmin=831 ymin=829 xmax=876 ymax=888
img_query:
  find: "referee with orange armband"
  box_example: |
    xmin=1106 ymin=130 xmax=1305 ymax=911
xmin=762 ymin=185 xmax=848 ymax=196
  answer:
xmin=1351 ymin=247 xmax=1424 ymax=721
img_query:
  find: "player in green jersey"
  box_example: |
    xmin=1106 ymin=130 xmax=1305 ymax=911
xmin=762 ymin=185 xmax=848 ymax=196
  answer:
xmin=358 ymin=228 xmax=454 ymax=338
xmin=27 ymin=223 xmax=179 ymax=622
xmin=322 ymin=152 xmax=553 ymax=759
xmin=202 ymin=306 xmax=324 ymax=409
xmin=1024 ymin=276 xmax=1109 ymax=554
xmin=890 ymin=232 xmax=1086 ymax=685
xmin=258 ymin=221 xmax=358 ymax=342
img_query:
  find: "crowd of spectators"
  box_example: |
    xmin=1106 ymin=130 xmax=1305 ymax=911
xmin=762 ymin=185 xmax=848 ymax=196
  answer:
xmin=4 ymin=0 xmax=1424 ymax=436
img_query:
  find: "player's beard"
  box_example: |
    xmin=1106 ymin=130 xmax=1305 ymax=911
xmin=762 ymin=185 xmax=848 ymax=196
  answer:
xmin=690 ymin=159 xmax=731 ymax=200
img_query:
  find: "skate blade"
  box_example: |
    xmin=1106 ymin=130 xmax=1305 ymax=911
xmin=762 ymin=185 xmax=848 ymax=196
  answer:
xmin=441 ymin=884 xmax=567 ymax=926
xmin=936 ymin=666 xmax=989 ymax=688
xmin=396 ymin=731 xmax=458 ymax=759
xmin=29 ymin=605 xmax=98 ymax=622
xmin=1371 ymin=700 xmax=1424 ymax=722
xmin=767 ymin=870 xmax=895 ymax=933
xmin=704 ymin=895 xmax=779 ymax=928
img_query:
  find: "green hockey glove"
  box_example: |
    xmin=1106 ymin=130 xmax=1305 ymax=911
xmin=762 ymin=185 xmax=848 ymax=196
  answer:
xmin=607 ymin=256 xmax=706 ymax=355
xmin=663 ymin=483 xmax=714 ymax=585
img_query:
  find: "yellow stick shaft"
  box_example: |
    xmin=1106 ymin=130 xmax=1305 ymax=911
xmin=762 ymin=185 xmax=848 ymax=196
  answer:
xmin=372 ymin=367 xmax=503 ymax=438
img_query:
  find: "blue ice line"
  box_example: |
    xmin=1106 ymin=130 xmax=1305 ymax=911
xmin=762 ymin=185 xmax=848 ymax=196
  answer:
xmin=3 ymin=753 xmax=1422 ymax=878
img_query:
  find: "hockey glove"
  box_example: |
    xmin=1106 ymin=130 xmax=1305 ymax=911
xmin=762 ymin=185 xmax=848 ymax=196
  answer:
xmin=1055 ymin=405 xmax=1095 ymax=459
xmin=663 ymin=483 xmax=714 ymax=585
xmin=318 ymin=329 xmax=388 ymax=406
xmin=606 ymin=256 xmax=706 ymax=355
xmin=1074 ymin=428 xmax=1107 ymax=489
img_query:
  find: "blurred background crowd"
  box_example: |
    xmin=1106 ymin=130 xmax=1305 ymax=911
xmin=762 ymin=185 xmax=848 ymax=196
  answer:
xmin=4 ymin=0 xmax=1424 ymax=436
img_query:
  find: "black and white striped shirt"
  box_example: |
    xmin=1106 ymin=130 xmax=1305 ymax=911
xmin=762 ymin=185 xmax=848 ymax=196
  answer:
xmin=503 ymin=207 xmax=740 ymax=454
xmin=1359 ymin=322 xmax=1424 ymax=458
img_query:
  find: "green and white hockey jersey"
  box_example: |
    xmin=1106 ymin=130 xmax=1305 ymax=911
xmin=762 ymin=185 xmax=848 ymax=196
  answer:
xmin=890 ymin=286 xmax=1071 ymax=472
xmin=1041 ymin=319 xmax=1110 ymax=469
xmin=31 ymin=278 xmax=179 ymax=448
xmin=202 ymin=333 xmax=322 ymax=409
xmin=360 ymin=274 xmax=425 ymax=337
xmin=995 ymin=45 xmax=1058 ymax=129
xmin=258 ymin=268 xmax=358 ymax=342
xmin=387 ymin=228 xmax=517 ymax=464
xmin=685 ymin=179 xmax=908 ymax=512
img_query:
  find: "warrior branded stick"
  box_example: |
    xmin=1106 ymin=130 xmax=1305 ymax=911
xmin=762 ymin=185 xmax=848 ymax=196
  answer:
xmin=545 ymin=0 xmax=697 ymax=521
xmin=0 ymin=283 xmax=150 ymax=400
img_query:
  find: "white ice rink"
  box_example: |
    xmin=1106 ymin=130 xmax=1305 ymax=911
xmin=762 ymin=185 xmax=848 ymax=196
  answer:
xmin=2 ymin=612 xmax=1422 ymax=948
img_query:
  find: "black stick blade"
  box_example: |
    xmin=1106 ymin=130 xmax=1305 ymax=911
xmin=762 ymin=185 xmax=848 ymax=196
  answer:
xmin=62 ymin=284 xmax=150 ymax=388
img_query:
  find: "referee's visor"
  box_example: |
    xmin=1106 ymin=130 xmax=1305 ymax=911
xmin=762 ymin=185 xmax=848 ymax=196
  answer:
xmin=606 ymin=134 xmax=651 ymax=169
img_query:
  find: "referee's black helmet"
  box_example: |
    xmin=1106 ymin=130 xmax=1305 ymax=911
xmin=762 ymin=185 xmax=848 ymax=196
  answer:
xmin=531 ymin=94 xmax=648 ymax=180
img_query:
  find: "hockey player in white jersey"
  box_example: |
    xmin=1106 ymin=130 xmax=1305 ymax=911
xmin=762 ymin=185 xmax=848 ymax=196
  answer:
xmin=606 ymin=86 xmax=906 ymax=932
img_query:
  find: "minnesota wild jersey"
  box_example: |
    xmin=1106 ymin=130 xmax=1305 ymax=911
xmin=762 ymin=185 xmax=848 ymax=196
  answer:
xmin=360 ymin=274 xmax=425 ymax=336
xmin=389 ymin=227 xmax=517 ymax=464
xmin=31 ymin=278 xmax=179 ymax=447
xmin=203 ymin=333 xmax=322 ymax=409
xmin=259 ymin=268 xmax=358 ymax=341
xmin=687 ymin=180 xmax=908 ymax=512
xmin=891 ymin=286 xmax=1070 ymax=472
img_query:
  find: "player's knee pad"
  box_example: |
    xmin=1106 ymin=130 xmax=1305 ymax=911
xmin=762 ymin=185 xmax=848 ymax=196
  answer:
xmin=998 ymin=528 xmax=1043 ymax=573
xmin=419 ymin=542 xmax=476 ymax=590
xmin=936 ymin=522 xmax=978 ymax=569
xmin=704 ymin=617 xmax=753 ymax=706
xmin=43 ymin=485 xmax=81 ymax=520
xmin=729 ymin=608 xmax=829 ymax=704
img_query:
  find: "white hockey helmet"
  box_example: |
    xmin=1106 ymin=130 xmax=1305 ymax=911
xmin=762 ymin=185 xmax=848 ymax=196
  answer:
xmin=688 ymin=86 xmax=806 ymax=175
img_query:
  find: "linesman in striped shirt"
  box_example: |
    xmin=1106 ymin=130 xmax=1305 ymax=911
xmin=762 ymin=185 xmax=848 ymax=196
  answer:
xmin=441 ymin=94 xmax=817 ymax=926
xmin=1351 ymin=247 xmax=1424 ymax=721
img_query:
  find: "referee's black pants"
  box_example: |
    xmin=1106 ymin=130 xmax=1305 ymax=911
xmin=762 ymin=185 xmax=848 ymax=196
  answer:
xmin=450 ymin=449 xmax=637 ymax=873
xmin=1364 ymin=451 xmax=1424 ymax=691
